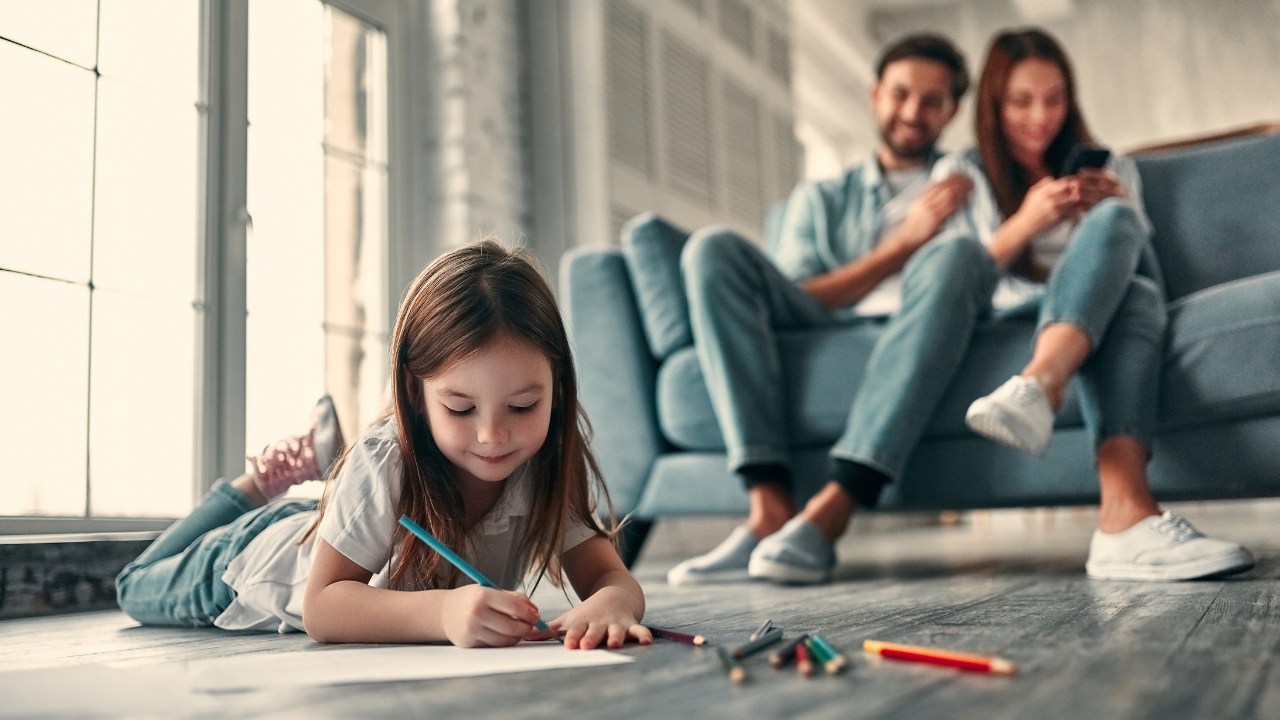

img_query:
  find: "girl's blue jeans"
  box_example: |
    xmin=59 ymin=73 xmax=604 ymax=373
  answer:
xmin=115 ymin=481 xmax=314 ymax=627
xmin=682 ymin=197 xmax=1164 ymax=485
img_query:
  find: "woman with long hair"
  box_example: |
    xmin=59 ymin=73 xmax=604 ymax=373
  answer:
xmin=952 ymin=28 xmax=1252 ymax=581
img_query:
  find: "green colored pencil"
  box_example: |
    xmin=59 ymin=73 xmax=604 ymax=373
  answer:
xmin=716 ymin=645 xmax=747 ymax=684
xmin=811 ymin=633 xmax=848 ymax=674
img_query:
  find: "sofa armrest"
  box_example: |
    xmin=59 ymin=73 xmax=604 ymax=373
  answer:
xmin=560 ymin=246 xmax=665 ymax=516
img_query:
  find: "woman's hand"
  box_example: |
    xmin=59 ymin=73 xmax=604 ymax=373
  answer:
xmin=547 ymin=586 xmax=652 ymax=650
xmin=1016 ymin=176 xmax=1080 ymax=235
xmin=440 ymin=585 xmax=543 ymax=648
xmin=1071 ymin=167 xmax=1125 ymax=212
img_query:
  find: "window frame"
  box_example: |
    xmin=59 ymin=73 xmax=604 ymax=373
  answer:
xmin=1 ymin=0 xmax=409 ymax=535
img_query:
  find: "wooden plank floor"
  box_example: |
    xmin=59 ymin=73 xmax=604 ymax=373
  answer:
xmin=2 ymin=501 xmax=1278 ymax=719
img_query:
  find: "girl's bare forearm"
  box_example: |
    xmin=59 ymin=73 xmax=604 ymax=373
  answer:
xmin=306 ymin=581 xmax=448 ymax=644
xmin=586 ymin=569 xmax=646 ymax=619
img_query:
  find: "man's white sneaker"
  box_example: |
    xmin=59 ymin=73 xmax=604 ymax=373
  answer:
xmin=965 ymin=375 xmax=1054 ymax=456
xmin=1086 ymin=511 xmax=1255 ymax=581
xmin=667 ymin=526 xmax=759 ymax=586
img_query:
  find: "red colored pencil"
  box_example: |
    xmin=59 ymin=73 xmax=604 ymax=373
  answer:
xmin=646 ymin=626 xmax=707 ymax=646
xmin=795 ymin=643 xmax=814 ymax=677
xmin=863 ymin=640 xmax=1016 ymax=675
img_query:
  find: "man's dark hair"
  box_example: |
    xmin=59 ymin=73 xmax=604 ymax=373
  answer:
xmin=875 ymin=33 xmax=970 ymax=101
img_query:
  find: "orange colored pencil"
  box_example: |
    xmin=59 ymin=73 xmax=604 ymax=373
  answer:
xmin=863 ymin=640 xmax=1016 ymax=675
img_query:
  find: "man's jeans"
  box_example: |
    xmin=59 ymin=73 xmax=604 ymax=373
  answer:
xmin=116 ymin=481 xmax=314 ymax=627
xmin=681 ymin=197 xmax=1163 ymax=485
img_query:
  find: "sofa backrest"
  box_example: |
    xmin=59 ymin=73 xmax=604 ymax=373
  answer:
xmin=620 ymin=213 xmax=693 ymax=360
xmin=1136 ymin=133 xmax=1280 ymax=302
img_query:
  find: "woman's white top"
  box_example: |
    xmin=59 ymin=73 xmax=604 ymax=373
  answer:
xmin=931 ymin=147 xmax=1152 ymax=307
xmin=214 ymin=417 xmax=598 ymax=633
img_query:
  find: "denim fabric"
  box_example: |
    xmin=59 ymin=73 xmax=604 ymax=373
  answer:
xmin=683 ymin=228 xmax=999 ymax=479
xmin=772 ymin=152 xmax=941 ymax=284
xmin=829 ymin=234 xmax=999 ymax=479
xmin=1037 ymin=198 xmax=1166 ymax=450
xmin=682 ymin=228 xmax=840 ymax=470
xmin=116 ymin=481 xmax=315 ymax=627
xmin=655 ymin=317 xmax=1089 ymax=451
xmin=682 ymin=199 xmax=1161 ymax=484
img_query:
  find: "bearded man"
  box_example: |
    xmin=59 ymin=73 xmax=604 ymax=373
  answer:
xmin=670 ymin=34 xmax=984 ymax=585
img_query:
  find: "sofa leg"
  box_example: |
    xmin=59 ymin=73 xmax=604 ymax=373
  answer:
xmin=616 ymin=519 xmax=654 ymax=569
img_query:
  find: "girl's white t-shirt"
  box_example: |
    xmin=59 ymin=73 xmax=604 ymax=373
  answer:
xmin=215 ymin=417 xmax=599 ymax=633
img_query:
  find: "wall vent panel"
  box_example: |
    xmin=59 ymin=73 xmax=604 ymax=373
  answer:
xmin=606 ymin=0 xmax=652 ymax=176
xmin=661 ymin=31 xmax=714 ymax=208
xmin=718 ymin=0 xmax=755 ymax=58
xmin=723 ymin=78 xmax=763 ymax=224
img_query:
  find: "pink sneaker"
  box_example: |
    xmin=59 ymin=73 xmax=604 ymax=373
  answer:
xmin=250 ymin=395 xmax=344 ymax=500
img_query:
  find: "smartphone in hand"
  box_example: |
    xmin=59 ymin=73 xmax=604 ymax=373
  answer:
xmin=1060 ymin=145 xmax=1111 ymax=176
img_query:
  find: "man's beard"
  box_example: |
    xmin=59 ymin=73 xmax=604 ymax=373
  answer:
xmin=880 ymin=119 xmax=937 ymax=162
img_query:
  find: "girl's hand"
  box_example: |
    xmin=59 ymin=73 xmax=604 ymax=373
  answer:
xmin=546 ymin=587 xmax=653 ymax=650
xmin=1072 ymin=167 xmax=1125 ymax=211
xmin=440 ymin=585 xmax=543 ymax=648
xmin=1016 ymin=176 xmax=1080 ymax=235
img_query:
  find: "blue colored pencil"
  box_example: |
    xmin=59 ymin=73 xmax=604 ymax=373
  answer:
xmin=398 ymin=515 xmax=550 ymax=634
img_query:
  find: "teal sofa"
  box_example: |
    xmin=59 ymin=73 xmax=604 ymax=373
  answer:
xmin=562 ymin=133 xmax=1280 ymax=564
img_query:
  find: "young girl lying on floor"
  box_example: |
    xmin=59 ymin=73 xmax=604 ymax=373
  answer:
xmin=117 ymin=241 xmax=651 ymax=650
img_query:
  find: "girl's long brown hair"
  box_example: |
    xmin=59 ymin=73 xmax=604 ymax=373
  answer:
xmin=975 ymin=28 xmax=1094 ymax=221
xmin=304 ymin=240 xmax=614 ymax=591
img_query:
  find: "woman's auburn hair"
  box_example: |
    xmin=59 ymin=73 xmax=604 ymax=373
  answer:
xmin=974 ymin=27 xmax=1094 ymax=221
xmin=304 ymin=240 xmax=615 ymax=591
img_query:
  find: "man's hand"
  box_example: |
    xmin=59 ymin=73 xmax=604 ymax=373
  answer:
xmin=894 ymin=173 xmax=974 ymax=251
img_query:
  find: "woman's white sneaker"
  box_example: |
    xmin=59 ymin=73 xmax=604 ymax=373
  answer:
xmin=965 ymin=375 xmax=1054 ymax=456
xmin=1086 ymin=511 xmax=1255 ymax=581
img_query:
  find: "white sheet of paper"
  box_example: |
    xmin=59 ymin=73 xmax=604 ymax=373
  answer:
xmin=0 ymin=663 xmax=218 ymax=719
xmin=187 ymin=642 xmax=633 ymax=692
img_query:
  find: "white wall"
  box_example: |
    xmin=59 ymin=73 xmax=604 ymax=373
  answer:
xmin=795 ymin=0 xmax=1280 ymax=178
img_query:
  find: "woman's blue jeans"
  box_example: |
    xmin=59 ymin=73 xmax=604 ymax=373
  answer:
xmin=1035 ymin=198 xmax=1166 ymax=450
xmin=115 ymin=481 xmax=314 ymax=627
xmin=682 ymin=196 xmax=1163 ymax=486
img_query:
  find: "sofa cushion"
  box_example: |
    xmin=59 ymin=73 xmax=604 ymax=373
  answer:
xmin=620 ymin=213 xmax=692 ymax=360
xmin=1137 ymin=134 xmax=1280 ymax=302
xmin=656 ymin=318 xmax=1086 ymax=451
xmin=1159 ymin=270 xmax=1280 ymax=429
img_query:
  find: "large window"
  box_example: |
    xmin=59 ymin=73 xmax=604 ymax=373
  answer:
xmin=245 ymin=0 xmax=388 ymax=499
xmin=0 ymin=1 xmax=388 ymax=526
xmin=0 ymin=2 xmax=201 ymax=519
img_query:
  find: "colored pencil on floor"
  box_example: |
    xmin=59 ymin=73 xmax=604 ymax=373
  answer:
xmin=811 ymin=634 xmax=848 ymax=674
xmin=732 ymin=627 xmax=783 ymax=658
xmin=863 ymin=640 xmax=1017 ymax=675
xmin=645 ymin=626 xmax=707 ymax=646
xmin=805 ymin=637 xmax=832 ymax=667
xmin=795 ymin=643 xmax=814 ymax=677
xmin=769 ymin=633 xmax=810 ymax=668
xmin=750 ymin=619 xmax=773 ymax=641
xmin=716 ymin=645 xmax=747 ymax=684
